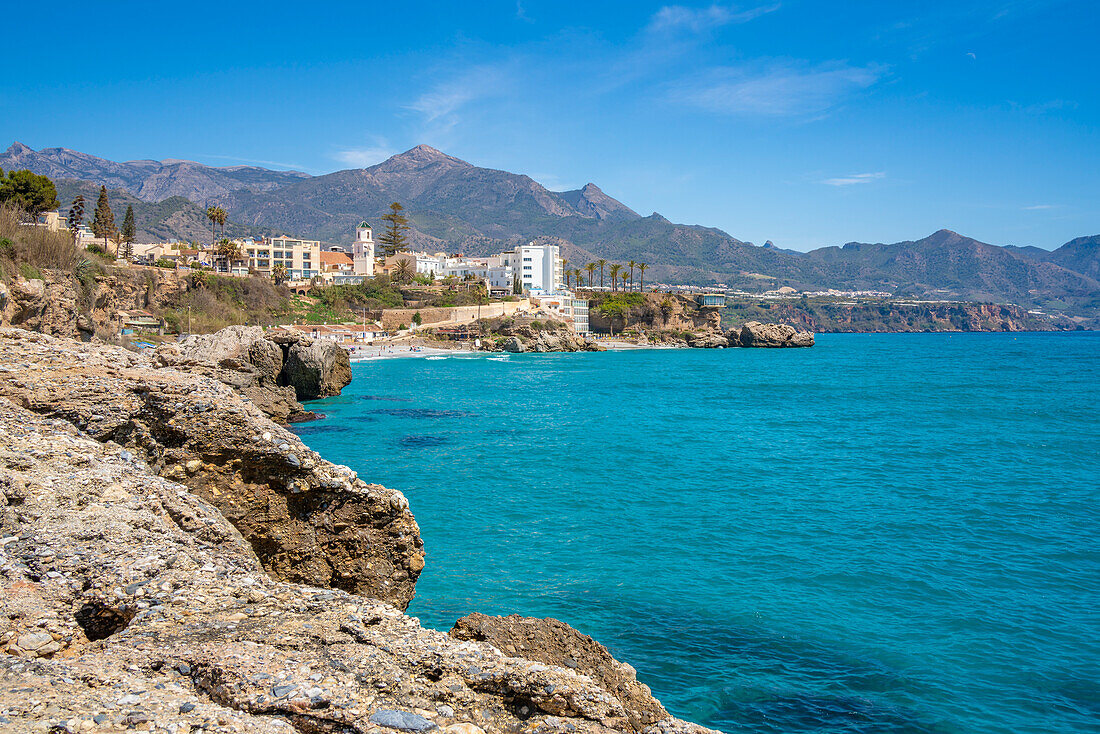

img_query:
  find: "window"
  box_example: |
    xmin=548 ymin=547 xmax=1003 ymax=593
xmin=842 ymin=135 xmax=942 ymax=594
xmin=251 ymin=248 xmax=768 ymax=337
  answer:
xmin=523 ymin=257 xmax=532 ymax=262
xmin=523 ymin=265 xmax=532 ymax=270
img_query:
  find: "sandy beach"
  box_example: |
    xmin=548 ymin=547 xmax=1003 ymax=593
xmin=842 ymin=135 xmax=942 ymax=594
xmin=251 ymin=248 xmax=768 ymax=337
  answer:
xmin=346 ymin=344 xmax=478 ymax=361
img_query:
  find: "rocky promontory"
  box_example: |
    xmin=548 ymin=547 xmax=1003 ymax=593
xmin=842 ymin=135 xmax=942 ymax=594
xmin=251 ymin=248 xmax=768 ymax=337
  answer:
xmin=0 ymin=327 xmax=721 ymax=734
xmin=0 ymin=328 xmax=420 ymax=609
xmin=154 ymin=326 xmax=352 ymax=422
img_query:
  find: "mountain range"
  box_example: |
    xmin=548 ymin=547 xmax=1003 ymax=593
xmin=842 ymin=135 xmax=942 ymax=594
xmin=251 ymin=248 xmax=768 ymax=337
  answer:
xmin=3 ymin=141 xmax=1098 ymax=317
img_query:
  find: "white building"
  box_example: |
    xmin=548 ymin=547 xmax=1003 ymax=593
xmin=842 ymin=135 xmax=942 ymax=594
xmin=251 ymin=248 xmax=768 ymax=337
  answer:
xmin=352 ymin=222 xmax=375 ymax=276
xmin=531 ymin=293 xmax=589 ymax=334
xmin=499 ymin=243 xmax=563 ymax=295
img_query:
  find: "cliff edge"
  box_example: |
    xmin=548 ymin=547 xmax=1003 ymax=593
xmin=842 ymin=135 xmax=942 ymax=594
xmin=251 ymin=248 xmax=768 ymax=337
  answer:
xmin=0 ymin=328 xmax=421 ymax=609
xmin=0 ymin=328 xmax=722 ymax=734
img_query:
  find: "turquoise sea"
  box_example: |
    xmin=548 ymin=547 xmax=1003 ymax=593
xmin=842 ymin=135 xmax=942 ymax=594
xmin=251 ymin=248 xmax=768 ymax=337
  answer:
xmin=293 ymin=333 xmax=1100 ymax=734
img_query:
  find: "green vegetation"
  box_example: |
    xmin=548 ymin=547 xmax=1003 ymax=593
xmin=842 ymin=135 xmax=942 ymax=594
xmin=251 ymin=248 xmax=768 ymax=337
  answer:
xmin=378 ymin=202 xmax=410 ymax=257
xmin=0 ymin=169 xmax=58 ymax=218
xmin=0 ymin=204 xmax=89 ymax=281
xmin=206 ymin=205 xmax=227 ymax=249
xmin=90 ymin=185 xmax=116 ymax=248
xmin=18 ymin=263 xmax=41 ymax=280
xmin=119 ymin=205 xmax=136 ymax=260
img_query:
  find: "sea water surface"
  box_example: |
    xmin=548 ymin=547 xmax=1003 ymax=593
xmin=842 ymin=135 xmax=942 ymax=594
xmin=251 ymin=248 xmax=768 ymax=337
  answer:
xmin=293 ymin=333 xmax=1100 ymax=734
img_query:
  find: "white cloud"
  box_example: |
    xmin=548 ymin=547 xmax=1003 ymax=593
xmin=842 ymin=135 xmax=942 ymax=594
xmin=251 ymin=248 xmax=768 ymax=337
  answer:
xmin=407 ymin=66 xmax=508 ymax=127
xmin=333 ymin=146 xmax=396 ymax=168
xmin=672 ymin=61 xmax=885 ymax=116
xmin=822 ymin=172 xmax=886 ymax=186
xmin=649 ymin=3 xmax=781 ymax=33
xmin=1023 ymin=204 xmax=1058 ymax=210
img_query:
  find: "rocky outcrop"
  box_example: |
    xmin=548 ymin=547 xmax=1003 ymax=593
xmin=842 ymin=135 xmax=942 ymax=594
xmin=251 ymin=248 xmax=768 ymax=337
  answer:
xmin=451 ymin=613 xmax=668 ymax=731
xmin=0 ymin=328 xmax=422 ymax=609
xmin=273 ymin=329 xmax=353 ymax=399
xmin=733 ymin=321 xmax=815 ymax=348
xmin=0 ymin=339 xmax=722 ymax=734
xmin=0 ymin=269 xmax=188 ymax=341
xmin=685 ymin=332 xmax=730 ymax=349
xmin=485 ymin=324 xmax=604 ymax=353
xmin=154 ymin=326 xmax=352 ymax=422
xmin=154 ymin=326 xmax=303 ymax=422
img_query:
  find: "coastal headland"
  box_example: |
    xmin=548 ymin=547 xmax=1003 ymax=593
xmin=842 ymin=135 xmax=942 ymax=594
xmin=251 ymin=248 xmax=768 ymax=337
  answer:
xmin=0 ymin=327 xmax=722 ymax=734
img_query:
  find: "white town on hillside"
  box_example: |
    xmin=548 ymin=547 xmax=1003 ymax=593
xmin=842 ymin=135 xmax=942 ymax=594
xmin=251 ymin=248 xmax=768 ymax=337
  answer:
xmin=33 ymin=210 xmax=591 ymax=344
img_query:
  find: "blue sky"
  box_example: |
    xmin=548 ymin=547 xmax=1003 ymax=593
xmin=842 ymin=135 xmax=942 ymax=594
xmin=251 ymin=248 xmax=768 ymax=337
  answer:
xmin=2 ymin=0 xmax=1096 ymax=250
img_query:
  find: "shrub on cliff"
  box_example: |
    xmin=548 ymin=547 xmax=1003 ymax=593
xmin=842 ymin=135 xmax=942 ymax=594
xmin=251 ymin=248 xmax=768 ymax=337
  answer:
xmin=0 ymin=203 xmax=86 ymax=280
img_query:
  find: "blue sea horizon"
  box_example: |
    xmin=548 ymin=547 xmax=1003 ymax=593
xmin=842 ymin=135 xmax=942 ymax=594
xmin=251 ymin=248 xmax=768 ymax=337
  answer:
xmin=294 ymin=333 xmax=1100 ymax=734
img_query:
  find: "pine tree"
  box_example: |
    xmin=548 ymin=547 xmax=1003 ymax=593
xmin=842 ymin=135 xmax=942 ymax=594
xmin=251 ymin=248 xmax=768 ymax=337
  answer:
xmin=119 ymin=205 xmax=136 ymax=260
xmin=378 ymin=202 xmax=410 ymax=257
xmin=90 ymin=186 xmax=116 ymax=250
xmin=67 ymin=196 xmax=86 ymax=247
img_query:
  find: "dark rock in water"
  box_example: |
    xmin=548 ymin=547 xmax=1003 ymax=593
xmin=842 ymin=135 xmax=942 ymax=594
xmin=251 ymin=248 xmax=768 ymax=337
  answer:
xmin=450 ymin=612 xmax=669 ymax=731
xmin=399 ymin=435 xmax=449 ymax=448
xmin=370 ymin=408 xmax=471 ymax=419
xmin=370 ymin=709 xmax=438 ymax=732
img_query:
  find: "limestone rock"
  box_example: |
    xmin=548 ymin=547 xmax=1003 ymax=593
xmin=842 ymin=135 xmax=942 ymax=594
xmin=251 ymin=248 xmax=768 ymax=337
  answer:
xmin=155 ymin=325 xmax=352 ymax=421
xmin=685 ymin=332 xmax=729 ymax=349
xmin=0 ymin=387 xmax=721 ymax=734
xmin=489 ymin=325 xmax=603 ymax=353
xmin=283 ymin=335 xmax=353 ymax=399
xmin=451 ymin=613 xmax=669 ymax=730
xmin=0 ymin=328 xmax=422 ymax=609
xmin=735 ymin=321 xmax=815 ymax=348
xmin=0 ymin=268 xmax=187 ymax=341
xmin=155 ymin=325 xmax=306 ymax=422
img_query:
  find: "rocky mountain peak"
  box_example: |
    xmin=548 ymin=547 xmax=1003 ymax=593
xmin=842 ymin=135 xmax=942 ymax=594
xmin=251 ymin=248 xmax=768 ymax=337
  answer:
xmin=5 ymin=141 xmax=32 ymax=156
xmin=389 ymin=144 xmax=468 ymax=167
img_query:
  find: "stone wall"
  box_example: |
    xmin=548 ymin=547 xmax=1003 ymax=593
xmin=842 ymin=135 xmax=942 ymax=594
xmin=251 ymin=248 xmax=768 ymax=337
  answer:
xmin=379 ymin=300 xmax=529 ymax=329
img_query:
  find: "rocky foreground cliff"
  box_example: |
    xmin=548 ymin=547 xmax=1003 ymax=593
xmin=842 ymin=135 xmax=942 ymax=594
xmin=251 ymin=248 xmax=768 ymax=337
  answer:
xmin=0 ymin=328 xmax=718 ymax=734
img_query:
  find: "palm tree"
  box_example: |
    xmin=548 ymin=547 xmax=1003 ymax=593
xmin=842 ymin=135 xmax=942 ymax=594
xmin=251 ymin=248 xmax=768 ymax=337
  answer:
xmin=609 ymin=263 xmax=621 ymax=292
xmin=659 ymin=299 xmax=675 ymax=324
xmin=619 ymin=270 xmax=628 ymax=291
xmin=585 ymin=262 xmax=597 ymax=289
xmin=637 ymin=262 xmax=648 ymax=292
xmin=597 ymin=259 xmax=607 ymax=289
xmin=272 ymin=262 xmax=288 ymax=285
xmin=627 ymin=260 xmax=637 ymax=292
xmin=216 ymin=237 xmax=242 ymax=273
xmin=206 ymin=206 xmax=219 ymax=248
xmin=393 ymin=258 xmax=415 ymax=284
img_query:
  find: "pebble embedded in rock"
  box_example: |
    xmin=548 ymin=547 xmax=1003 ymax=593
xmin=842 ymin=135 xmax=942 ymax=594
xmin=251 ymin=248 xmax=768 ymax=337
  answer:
xmin=369 ymin=709 xmax=438 ymax=732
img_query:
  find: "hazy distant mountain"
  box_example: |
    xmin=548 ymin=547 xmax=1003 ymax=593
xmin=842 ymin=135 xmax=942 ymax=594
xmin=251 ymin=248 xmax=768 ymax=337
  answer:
xmin=5 ymin=141 xmax=1100 ymax=315
xmin=1045 ymin=235 xmax=1100 ymax=280
xmin=802 ymin=229 xmax=1100 ymax=304
xmin=1 ymin=142 xmax=308 ymax=205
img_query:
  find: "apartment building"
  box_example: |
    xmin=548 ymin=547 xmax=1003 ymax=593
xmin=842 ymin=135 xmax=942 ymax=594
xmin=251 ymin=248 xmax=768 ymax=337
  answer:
xmin=245 ymin=236 xmax=321 ymax=280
